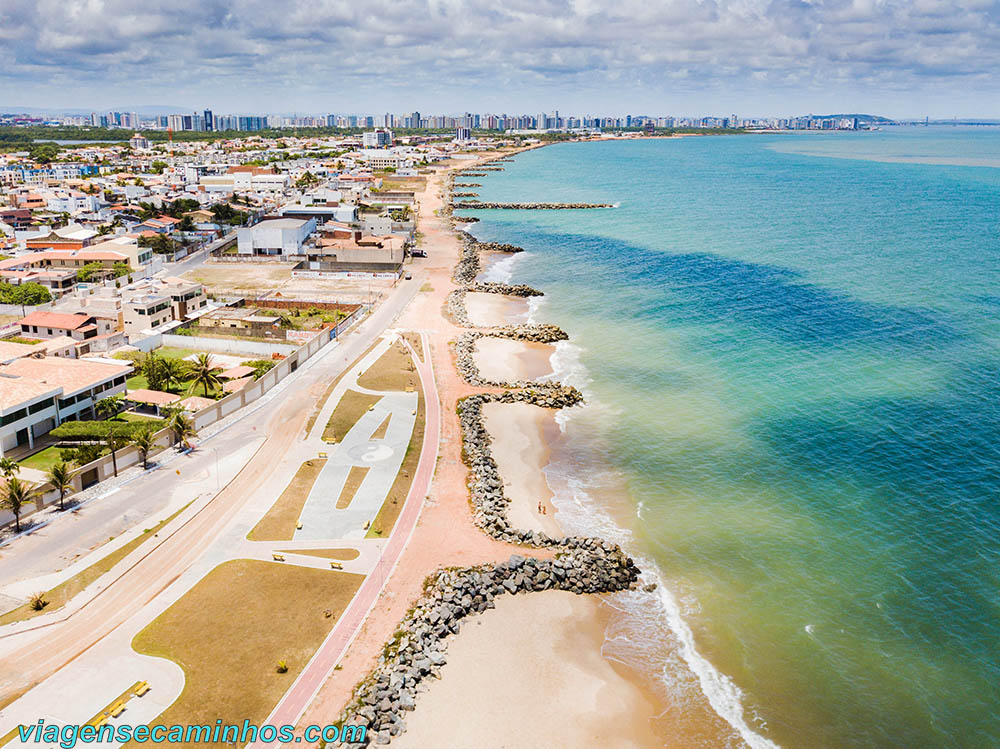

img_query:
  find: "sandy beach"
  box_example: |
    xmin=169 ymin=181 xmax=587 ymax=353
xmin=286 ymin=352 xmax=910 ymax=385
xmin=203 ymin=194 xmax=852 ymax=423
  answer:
xmin=482 ymin=401 xmax=561 ymax=536
xmin=473 ymin=336 xmax=554 ymax=382
xmin=463 ymin=291 xmax=530 ymax=327
xmin=299 ymin=151 xmax=683 ymax=748
xmin=392 ymin=591 xmax=663 ymax=749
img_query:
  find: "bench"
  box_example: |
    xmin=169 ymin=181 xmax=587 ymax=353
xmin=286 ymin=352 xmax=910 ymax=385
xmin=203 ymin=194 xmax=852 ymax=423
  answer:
xmin=109 ymin=702 xmax=125 ymax=718
xmin=329 ymin=561 xmax=343 ymax=570
xmin=272 ymin=553 xmax=285 ymax=562
xmin=134 ymin=681 xmax=150 ymax=697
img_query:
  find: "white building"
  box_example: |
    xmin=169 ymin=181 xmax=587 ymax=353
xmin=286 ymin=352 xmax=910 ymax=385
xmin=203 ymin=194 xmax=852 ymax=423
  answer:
xmin=362 ymin=129 xmax=393 ymax=148
xmin=236 ymin=217 xmax=316 ymax=256
xmin=0 ymin=354 xmax=131 ymax=455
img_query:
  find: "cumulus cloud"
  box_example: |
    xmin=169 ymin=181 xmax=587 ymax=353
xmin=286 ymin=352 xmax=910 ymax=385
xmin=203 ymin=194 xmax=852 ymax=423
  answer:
xmin=1 ymin=0 xmax=999 ymax=115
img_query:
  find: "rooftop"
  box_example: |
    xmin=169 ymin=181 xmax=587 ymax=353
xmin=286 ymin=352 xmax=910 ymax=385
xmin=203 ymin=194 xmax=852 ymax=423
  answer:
xmin=2 ymin=356 xmax=131 ymax=397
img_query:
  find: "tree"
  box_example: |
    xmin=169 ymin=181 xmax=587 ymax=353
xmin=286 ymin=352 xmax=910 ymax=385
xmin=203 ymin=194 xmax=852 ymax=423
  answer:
xmin=95 ymin=394 xmax=125 ymax=420
xmin=159 ymin=358 xmax=186 ymax=392
xmin=105 ymin=421 xmax=124 ymax=477
xmin=142 ymin=351 xmax=167 ymax=391
xmin=0 ymin=457 xmax=20 ymax=479
xmin=45 ymin=461 xmax=74 ymax=511
xmin=295 ymin=171 xmax=320 ymax=189
xmin=177 ymin=215 xmax=194 ymax=232
xmin=130 ymin=428 xmax=155 ymax=470
xmin=150 ymin=160 xmax=168 ymax=174
xmin=187 ymin=353 xmax=221 ymax=397
xmin=1 ymin=478 xmax=37 ymax=533
xmin=166 ymin=409 xmax=196 ymax=449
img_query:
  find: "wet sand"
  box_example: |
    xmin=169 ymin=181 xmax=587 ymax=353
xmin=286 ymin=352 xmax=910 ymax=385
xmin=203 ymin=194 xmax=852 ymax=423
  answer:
xmin=473 ymin=336 xmax=554 ymax=382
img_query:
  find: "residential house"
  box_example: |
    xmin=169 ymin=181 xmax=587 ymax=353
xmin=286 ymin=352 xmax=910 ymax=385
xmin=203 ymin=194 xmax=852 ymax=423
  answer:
xmin=0 ymin=355 xmax=131 ymax=455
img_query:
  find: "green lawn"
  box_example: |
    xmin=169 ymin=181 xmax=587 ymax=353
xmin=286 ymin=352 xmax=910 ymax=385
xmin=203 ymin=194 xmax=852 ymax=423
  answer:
xmin=18 ymin=445 xmax=66 ymax=472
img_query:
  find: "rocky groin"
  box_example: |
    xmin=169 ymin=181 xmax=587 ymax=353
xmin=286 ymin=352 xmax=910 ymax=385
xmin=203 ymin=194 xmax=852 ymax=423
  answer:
xmin=453 ymin=326 xmax=568 ymax=387
xmin=341 ymin=543 xmax=639 ymax=745
xmin=452 ymin=192 xmax=479 ymax=198
xmin=454 ymin=201 xmax=614 ymax=210
xmin=455 ymin=171 xmax=487 ymax=177
xmin=453 ymin=182 xmax=481 ymax=188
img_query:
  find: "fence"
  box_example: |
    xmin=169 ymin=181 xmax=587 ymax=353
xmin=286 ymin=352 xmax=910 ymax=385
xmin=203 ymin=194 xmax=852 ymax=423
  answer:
xmin=1 ymin=302 xmax=369 ymax=532
xmin=160 ymin=333 xmax=298 ymax=357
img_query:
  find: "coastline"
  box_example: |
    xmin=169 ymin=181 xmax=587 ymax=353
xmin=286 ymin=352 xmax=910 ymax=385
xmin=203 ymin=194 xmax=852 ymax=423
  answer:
xmin=298 ymin=148 xmax=677 ymax=747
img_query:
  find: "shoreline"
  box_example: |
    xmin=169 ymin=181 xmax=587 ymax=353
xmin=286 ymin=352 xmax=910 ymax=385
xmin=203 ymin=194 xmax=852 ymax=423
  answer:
xmin=300 ymin=147 xmax=698 ymax=748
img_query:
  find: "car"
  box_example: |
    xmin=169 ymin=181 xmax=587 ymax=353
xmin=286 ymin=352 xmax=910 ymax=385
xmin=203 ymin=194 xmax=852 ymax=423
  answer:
xmin=404 ymin=271 xmax=412 ymax=280
xmin=411 ymin=249 xmax=427 ymax=258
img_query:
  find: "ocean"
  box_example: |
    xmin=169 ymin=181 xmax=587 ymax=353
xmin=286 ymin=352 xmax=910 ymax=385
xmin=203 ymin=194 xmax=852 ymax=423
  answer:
xmin=464 ymin=129 xmax=1000 ymax=748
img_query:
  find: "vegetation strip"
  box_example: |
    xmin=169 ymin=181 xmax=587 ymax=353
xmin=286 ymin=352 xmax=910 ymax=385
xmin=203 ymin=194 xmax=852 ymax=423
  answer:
xmin=247 ymin=459 xmax=327 ymax=541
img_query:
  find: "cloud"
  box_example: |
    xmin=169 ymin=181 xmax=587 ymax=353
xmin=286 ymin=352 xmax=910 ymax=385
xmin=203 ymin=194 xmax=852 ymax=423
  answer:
xmin=1 ymin=0 xmax=999 ymax=116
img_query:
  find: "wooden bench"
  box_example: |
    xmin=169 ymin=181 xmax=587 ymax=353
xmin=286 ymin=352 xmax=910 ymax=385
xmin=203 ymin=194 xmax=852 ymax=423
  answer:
xmin=329 ymin=561 xmax=343 ymax=570
xmin=272 ymin=552 xmax=285 ymax=562
xmin=109 ymin=701 xmax=125 ymax=718
xmin=134 ymin=681 xmax=150 ymax=697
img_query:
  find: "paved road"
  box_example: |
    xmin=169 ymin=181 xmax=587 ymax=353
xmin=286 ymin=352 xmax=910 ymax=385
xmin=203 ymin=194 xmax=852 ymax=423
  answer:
xmin=248 ymin=332 xmax=440 ymax=748
xmin=0 ymin=273 xmax=426 ymax=704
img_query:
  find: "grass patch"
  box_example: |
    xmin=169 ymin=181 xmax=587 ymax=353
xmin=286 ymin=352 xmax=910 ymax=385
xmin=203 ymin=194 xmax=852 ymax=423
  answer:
xmin=367 ymin=388 xmax=424 ymax=539
xmin=336 ymin=466 xmax=370 ymax=510
xmin=357 ymin=341 xmax=418 ymax=392
xmin=323 ymin=390 xmax=380 ymax=443
xmin=131 ymin=560 xmax=363 ymax=746
xmin=0 ymin=502 xmax=190 ymax=626
xmin=277 ymin=548 xmax=360 ymax=561
xmin=303 ymin=340 xmax=380 ymax=437
xmin=247 ymin=459 xmax=327 ymax=541
xmin=18 ymin=445 xmax=66 ymax=472
xmin=370 ymin=414 xmax=391 ymax=440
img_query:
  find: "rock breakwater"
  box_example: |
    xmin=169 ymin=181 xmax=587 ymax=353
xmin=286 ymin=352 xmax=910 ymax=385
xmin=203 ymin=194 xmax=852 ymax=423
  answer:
xmin=454 ymin=326 xmax=568 ymax=387
xmin=341 ymin=543 xmax=639 ymax=745
xmin=454 ymin=201 xmax=614 ymax=210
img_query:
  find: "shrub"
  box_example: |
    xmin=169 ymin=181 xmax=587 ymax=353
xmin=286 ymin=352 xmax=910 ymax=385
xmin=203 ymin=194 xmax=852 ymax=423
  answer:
xmin=29 ymin=592 xmax=48 ymax=611
xmin=50 ymin=419 xmax=165 ymax=442
xmin=276 ymin=660 xmax=288 ymax=674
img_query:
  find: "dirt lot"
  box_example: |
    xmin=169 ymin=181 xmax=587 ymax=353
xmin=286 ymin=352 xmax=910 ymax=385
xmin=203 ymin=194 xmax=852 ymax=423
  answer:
xmin=184 ymin=262 xmax=397 ymax=304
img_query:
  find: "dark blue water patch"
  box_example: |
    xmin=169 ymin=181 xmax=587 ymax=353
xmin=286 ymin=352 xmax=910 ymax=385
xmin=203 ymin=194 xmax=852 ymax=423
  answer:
xmin=477 ymin=222 xmax=965 ymax=349
xmin=755 ymin=362 xmax=1000 ymax=511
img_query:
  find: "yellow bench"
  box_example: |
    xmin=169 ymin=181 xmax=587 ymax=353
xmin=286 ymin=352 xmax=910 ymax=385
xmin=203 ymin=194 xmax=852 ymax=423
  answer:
xmin=85 ymin=714 xmax=108 ymax=729
xmin=296 ymin=520 xmax=303 ymax=530
xmin=109 ymin=702 xmax=125 ymax=718
xmin=329 ymin=561 xmax=343 ymax=570
xmin=134 ymin=681 xmax=150 ymax=697
xmin=272 ymin=552 xmax=285 ymax=562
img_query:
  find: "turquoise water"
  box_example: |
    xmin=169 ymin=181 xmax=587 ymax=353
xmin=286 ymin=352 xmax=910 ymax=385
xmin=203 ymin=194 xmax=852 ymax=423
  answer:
xmin=462 ymin=130 xmax=1000 ymax=748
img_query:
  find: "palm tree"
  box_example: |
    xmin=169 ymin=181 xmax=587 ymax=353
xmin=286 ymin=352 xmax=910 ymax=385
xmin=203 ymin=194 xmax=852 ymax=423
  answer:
xmin=166 ymin=410 xmax=196 ymax=449
xmin=95 ymin=394 xmax=125 ymax=420
xmin=2 ymin=478 xmax=37 ymax=533
xmin=159 ymin=358 xmax=186 ymax=392
xmin=187 ymin=353 xmax=221 ymax=398
xmin=0 ymin=457 xmax=20 ymax=479
xmin=131 ymin=428 xmax=155 ymax=470
xmin=45 ymin=461 xmax=74 ymax=511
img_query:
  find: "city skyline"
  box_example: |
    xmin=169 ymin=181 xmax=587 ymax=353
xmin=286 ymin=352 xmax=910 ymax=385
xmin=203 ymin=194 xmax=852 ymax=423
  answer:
xmin=2 ymin=0 xmax=1000 ymax=119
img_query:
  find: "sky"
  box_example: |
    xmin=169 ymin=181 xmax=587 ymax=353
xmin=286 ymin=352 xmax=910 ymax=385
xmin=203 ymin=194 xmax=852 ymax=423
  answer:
xmin=2 ymin=0 xmax=1000 ymax=119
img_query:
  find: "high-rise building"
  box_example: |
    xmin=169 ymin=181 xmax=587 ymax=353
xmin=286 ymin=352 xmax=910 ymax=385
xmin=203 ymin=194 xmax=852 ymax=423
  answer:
xmin=455 ymin=127 xmax=471 ymax=142
xmin=204 ymin=109 xmax=214 ymax=131
xmin=409 ymin=111 xmax=421 ymax=129
xmin=362 ymin=129 xmax=393 ymax=148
